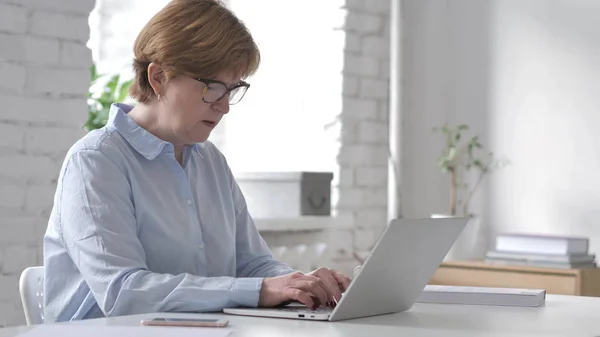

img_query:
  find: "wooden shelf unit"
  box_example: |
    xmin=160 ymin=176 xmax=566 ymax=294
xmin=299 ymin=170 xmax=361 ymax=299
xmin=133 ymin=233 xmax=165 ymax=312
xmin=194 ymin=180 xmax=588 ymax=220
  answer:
xmin=430 ymin=260 xmax=600 ymax=297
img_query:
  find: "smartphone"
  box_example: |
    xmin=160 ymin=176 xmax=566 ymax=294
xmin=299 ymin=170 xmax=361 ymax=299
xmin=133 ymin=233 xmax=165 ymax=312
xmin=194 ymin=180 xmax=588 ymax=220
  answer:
xmin=140 ymin=317 xmax=229 ymax=327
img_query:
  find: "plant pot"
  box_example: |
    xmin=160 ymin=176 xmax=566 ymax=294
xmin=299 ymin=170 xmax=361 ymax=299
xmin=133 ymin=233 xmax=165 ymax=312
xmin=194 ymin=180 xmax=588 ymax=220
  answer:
xmin=431 ymin=214 xmax=486 ymax=262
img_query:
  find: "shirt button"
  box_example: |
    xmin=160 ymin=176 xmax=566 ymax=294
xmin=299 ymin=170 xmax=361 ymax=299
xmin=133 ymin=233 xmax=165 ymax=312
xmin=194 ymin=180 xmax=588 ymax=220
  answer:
xmin=186 ymin=199 xmax=192 ymax=206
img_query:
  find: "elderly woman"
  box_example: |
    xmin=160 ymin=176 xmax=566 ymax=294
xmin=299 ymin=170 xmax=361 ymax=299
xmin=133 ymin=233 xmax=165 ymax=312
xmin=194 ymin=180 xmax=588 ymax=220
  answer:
xmin=43 ymin=0 xmax=350 ymax=323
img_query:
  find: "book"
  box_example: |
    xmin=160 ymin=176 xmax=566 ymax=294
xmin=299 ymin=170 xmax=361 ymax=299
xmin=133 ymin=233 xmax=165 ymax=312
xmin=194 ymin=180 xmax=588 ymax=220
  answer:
xmin=484 ymin=258 xmax=597 ymax=269
xmin=495 ymin=233 xmax=589 ymax=255
xmin=485 ymin=250 xmax=595 ymax=264
xmin=417 ymin=285 xmax=546 ymax=307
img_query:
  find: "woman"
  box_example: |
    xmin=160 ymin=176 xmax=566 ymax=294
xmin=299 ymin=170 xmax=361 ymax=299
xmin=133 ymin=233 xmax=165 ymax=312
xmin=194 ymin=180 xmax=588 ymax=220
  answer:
xmin=43 ymin=0 xmax=351 ymax=323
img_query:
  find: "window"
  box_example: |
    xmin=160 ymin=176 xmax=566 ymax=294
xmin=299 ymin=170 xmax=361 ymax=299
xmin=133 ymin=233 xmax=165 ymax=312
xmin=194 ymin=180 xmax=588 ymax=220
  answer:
xmin=88 ymin=0 xmax=172 ymax=77
xmin=216 ymin=0 xmax=345 ymax=175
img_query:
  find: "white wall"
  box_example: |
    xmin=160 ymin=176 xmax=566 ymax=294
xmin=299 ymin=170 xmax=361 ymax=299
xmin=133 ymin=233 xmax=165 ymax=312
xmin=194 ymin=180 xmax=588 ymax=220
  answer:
xmin=0 ymin=0 xmax=95 ymax=326
xmin=488 ymin=0 xmax=600 ymax=255
xmin=399 ymin=0 xmax=491 ymax=219
xmin=398 ymin=0 xmax=600 ymax=259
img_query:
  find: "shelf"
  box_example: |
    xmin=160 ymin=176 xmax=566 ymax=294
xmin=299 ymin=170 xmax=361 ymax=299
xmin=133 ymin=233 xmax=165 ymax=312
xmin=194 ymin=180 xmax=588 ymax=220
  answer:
xmin=254 ymin=215 xmax=353 ymax=232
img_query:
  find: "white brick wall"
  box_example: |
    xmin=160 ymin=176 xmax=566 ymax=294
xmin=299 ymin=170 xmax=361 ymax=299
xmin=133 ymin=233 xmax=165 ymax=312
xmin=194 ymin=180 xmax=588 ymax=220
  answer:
xmin=331 ymin=0 xmax=391 ymax=268
xmin=0 ymin=0 xmax=94 ymax=326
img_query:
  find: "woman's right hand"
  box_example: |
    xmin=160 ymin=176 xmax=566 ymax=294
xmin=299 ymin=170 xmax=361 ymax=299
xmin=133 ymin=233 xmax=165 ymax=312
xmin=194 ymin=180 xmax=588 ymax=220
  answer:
xmin=258 ymin=271 xmax=342 ymax=310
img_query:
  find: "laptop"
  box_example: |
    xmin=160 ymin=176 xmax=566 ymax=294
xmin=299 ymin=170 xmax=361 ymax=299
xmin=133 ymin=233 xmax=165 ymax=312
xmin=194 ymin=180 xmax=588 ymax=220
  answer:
xmin=223 ymin=216 xmax=470 ymax=321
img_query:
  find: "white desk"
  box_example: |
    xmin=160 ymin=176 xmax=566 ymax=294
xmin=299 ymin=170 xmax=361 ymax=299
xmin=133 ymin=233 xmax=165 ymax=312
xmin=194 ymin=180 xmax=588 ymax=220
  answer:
xmin=1 ymin=295 xmax=598 ymax=337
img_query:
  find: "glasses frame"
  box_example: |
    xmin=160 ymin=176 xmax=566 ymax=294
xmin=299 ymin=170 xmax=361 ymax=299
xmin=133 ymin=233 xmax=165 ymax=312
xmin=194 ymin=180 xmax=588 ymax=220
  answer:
xmin=196 ymin=78 xmax=251 ymax=105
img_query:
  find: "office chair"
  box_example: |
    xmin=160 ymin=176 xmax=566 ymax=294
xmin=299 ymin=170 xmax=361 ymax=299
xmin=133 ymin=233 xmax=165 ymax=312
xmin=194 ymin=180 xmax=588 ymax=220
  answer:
xmin=19 ymin=266 xmax=44 ymax=325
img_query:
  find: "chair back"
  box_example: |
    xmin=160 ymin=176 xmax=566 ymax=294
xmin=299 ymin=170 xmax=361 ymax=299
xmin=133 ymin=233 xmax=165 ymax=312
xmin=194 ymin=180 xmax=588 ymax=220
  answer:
xmin=19 ymin=266 xmax=44 ymax=325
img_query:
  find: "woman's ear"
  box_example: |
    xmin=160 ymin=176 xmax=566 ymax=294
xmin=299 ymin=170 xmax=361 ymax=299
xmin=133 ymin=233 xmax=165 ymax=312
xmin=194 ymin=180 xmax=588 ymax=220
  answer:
xmin=147 ymin=62 xmax=166 ymax=98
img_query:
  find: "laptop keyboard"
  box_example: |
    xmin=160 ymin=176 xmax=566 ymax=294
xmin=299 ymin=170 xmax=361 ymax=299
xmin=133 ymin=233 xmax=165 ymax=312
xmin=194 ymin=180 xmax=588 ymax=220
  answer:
xmin=278 ymin=306 xmax=332 ymax=313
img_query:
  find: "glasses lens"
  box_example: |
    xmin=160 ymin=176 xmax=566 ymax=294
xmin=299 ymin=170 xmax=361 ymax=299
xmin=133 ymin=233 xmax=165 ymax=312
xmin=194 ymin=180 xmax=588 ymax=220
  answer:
xmin=203 ymin=82 xmax=227 ymax=103
xmin=228 ymin=85 xmax=248 ymax=105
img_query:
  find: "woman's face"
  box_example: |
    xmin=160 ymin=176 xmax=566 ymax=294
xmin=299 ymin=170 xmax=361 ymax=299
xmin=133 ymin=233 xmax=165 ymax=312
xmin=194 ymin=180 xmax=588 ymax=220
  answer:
xmin=159 ymin=70 xmax=244 ymax=145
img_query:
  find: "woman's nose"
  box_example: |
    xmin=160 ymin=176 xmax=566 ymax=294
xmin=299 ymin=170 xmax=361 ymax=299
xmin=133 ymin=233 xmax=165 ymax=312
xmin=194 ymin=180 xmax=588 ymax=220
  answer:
xmin=213 ymin=95 xmax=230 ymax=114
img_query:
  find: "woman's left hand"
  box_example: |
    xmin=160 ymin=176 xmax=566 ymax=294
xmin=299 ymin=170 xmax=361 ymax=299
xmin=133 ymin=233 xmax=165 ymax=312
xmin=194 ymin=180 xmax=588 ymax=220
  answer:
xmin=307 ymin=267 xmax=352 ymax=306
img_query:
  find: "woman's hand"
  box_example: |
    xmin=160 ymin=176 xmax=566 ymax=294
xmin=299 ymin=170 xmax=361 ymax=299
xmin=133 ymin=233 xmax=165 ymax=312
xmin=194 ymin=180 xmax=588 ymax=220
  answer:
xmin=258 ymin=268 xmax=352 ymax=310
xmin=308 ymin=267 xmax=352 ymax=303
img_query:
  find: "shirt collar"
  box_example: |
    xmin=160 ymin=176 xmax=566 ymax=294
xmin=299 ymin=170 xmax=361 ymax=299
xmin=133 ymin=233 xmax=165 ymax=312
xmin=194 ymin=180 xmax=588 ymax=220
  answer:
xmin=107 ymin=103 xmax=201 ymax=160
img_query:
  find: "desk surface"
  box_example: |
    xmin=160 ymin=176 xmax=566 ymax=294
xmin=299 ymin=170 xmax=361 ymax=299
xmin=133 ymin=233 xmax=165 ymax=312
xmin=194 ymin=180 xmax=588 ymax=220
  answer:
xmin=1 ymin=295 xmax=598 ymax=337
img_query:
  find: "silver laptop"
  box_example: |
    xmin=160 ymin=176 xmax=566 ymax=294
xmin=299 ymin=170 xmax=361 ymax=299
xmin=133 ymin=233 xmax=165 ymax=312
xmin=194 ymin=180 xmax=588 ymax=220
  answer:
xmin=223 ymin=217 xmax=470 ymax=321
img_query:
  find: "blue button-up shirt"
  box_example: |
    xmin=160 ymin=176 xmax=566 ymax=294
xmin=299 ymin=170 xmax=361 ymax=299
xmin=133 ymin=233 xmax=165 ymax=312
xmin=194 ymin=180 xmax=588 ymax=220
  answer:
xmin=43 ymin=103 xmax=294 ymax=323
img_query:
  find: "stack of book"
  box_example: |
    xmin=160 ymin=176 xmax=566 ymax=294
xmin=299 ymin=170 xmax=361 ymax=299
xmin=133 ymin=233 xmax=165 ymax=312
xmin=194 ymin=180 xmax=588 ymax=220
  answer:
xmin=485 ymin=233 xmax=597 ymax=269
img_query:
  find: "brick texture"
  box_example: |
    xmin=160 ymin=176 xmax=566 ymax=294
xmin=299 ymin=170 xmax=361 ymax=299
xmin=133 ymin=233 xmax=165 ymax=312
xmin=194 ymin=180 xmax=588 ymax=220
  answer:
xmin=0 ymin=0 xmax=94 ymax=327
xmin=331 ymin=0 xmax=390 ymax=266
xmin=0 ymin=3 xmax=28 ymax=34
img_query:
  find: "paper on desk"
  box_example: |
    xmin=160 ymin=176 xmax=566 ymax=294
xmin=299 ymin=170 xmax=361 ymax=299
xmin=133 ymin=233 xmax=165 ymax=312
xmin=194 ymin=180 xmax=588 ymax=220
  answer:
xmin=418 ymin=285 xmax=546 ymax=307
xmin=17 ymin=325 xmax=233 ymax=337
xmin=424 ymin=285 xmax=545 ymax=295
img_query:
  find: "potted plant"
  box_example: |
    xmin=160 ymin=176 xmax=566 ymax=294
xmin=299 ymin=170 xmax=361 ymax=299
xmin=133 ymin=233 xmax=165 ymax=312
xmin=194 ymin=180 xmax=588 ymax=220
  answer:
xmin=85 ymin=64 xmax=133 ymax=132
xmin=433 ymin=123 xmax=509 ymax=261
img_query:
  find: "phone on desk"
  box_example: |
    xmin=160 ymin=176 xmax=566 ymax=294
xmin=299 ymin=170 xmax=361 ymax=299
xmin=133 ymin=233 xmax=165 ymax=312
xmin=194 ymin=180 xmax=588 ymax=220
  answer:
xmin=140 ymin=317 xmax=229 ymax=327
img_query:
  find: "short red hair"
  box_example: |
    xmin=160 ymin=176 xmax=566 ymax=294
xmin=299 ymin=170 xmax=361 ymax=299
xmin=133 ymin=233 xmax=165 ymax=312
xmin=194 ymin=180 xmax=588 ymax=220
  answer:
xmin=129 ymin=0 xmax=260 ymax=103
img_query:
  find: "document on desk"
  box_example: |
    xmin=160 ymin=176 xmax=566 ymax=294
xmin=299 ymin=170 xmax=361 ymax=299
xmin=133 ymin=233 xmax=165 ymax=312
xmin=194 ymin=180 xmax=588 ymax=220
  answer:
xmin=16 ymin=325 xmax=233 ymax=337
xmin=417 ymin=285 xmax=546 ymax=307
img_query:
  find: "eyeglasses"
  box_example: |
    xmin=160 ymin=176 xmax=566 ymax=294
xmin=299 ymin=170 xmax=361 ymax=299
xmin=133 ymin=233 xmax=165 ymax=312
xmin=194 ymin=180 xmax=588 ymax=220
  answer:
xmin=195 ymin=78 xmax=250 ymax=105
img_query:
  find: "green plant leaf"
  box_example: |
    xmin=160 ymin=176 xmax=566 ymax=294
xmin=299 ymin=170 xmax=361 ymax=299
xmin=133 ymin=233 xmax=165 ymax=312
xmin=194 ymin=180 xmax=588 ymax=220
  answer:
xmin=85 ymin=64 xmax=133 ymax=131
xmin=447 ymin=146 xmax=456 ymax=161
xmin=106 ymin=75 xmax=120 ymax=97
xmin=118 ymin=80 xmax=133 ymax=102
xmin=441 ymin=124 xmax=451 ymax=134
xmin=436 ymin=157 xmax=450 ymax=172
xmin=90 ymin=64 xmax=99 ymax=83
